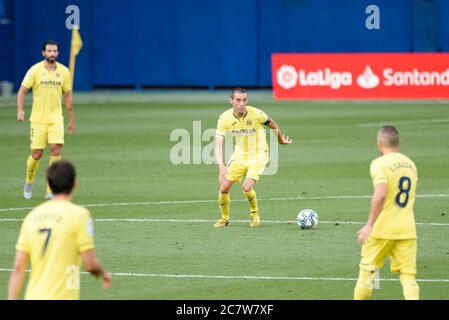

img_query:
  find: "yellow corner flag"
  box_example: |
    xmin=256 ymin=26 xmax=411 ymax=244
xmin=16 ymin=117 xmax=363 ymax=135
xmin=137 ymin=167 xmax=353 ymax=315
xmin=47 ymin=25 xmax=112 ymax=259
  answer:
xmin=69 ymin=27 xmax=83 ymax=87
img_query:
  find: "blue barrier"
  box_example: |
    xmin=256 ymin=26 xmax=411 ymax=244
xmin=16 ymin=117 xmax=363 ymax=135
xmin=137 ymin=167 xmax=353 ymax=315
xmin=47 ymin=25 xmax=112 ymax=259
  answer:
xmin=2 ymin=0 xmax=447 ymax=90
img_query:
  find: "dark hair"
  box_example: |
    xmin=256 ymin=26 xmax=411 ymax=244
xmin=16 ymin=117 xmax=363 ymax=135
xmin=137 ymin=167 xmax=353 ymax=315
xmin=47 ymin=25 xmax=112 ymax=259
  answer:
xmin=47 ymin=160 xmax=76 ymax=195
xmin=42 ymin=40 xmax=59 ymax=51
xmin=230 ymin=87 xmax=246 ymax=99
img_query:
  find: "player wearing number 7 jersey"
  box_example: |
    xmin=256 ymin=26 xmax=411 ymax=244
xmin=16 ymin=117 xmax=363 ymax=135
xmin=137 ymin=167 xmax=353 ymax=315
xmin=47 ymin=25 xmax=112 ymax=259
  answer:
xmin=354 ymin=125 xmax=419 ymax=300
xmin=8 ymin=160 xmax=111 ymax=300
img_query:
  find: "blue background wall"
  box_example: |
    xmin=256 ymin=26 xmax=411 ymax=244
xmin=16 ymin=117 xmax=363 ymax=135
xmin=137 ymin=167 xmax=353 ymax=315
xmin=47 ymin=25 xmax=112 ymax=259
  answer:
xmin=0 ymin=0 xmax=448 ymax=90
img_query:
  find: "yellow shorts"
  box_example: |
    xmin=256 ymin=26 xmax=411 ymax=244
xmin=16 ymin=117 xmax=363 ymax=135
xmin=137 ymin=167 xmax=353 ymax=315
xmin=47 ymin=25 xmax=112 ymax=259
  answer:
xmin=30 ymin=122 xmax=64 ymax=150
xmin=226 ymin=158 xmax=268 ymax=183
xmin=359 ymin=238 xmax=417 ymax=275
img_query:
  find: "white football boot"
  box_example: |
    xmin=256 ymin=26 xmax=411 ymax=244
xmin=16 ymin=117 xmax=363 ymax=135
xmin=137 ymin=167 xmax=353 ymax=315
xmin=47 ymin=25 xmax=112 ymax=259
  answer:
xmin=45 ymin=192 xmax=54 ymax=200
xmin=23 ymin=183 xmax=33 ymax=199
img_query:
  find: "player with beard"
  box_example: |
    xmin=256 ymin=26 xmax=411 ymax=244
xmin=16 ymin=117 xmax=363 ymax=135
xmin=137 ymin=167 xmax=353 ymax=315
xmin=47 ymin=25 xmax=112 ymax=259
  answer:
xmin=17 ymin=40 xmax=75 ymax=200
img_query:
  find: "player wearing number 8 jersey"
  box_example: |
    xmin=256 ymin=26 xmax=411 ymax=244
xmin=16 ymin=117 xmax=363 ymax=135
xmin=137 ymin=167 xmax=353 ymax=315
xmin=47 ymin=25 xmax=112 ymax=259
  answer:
xmin=354 ymin=125 xmax=419 ymax=300
xmin=8 ymin=160 xmax=111 ymax=300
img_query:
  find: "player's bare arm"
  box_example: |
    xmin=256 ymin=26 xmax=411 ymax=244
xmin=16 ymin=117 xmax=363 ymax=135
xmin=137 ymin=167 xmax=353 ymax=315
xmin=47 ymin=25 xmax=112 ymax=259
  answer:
xmin=267 ymin=119 xmax=292 ymax=144
xmin=357 ymin=182 xmax=387 ymax=244
xmin=214 ymin=135 xmax=226 ymax=184
xmin=7 ymin=250 xmax=29 ymax=300
xmin=63 ymin=90 xmax=75 ymax=133
xmin=16 ymin=86 xmax=29 ymax=122
xmin=81 ymin=249 xmax=112 ymax=289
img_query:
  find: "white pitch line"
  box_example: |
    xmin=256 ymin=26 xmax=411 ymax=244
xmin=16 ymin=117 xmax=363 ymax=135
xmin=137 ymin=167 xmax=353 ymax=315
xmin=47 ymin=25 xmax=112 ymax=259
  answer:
xmin=0 ymin=268 xmax=447 ymax=283
xmin=0 ymin=218 xmax=448 ymax=226
xmin=72 ymin=219 xmax=449 ymax=227
xmin=1 ymin=193 xmax=448 ymax=213
xmin=358 ymin=118 xmax=449 ymax=127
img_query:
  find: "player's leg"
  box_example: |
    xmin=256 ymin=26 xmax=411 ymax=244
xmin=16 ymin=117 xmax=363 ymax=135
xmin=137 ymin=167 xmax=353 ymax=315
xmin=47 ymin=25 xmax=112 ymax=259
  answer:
xmin=354 ymin=238 xmax=392 ymax=300
xmin=46 ymin=122 xmax=64 ymax=199
xmin=214 ymin=160 xmax=246 ymax=228
xmin=390 ymin=240 xmax=419 ymax=300
xmin=215 ymin=179 xmax=234 ymax=227
xmin=399 ymin=274 xmax=419 ymax=300
xmin=46 ymin=144 xmax=63 ymax=199
xmin=24 ymin=123 xmax=46 ymax=199
xmin=242 ymin=178 xmax=259 ymax=227
xmin=244 ymin=160 xmax=267 ymax=227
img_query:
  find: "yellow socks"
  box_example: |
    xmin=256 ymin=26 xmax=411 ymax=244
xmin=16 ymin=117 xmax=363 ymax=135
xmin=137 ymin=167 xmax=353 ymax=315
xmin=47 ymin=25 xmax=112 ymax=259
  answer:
xmin=400 ymin=274 xmax=420 ymax=300
xmin=47 ymin=155 xmax=61 ymax=193
xmin=354 ymin=268 xmax=376 ymax=300
xmin=244 ymin=189 xmax=258 ymax=213
xmin=245 ymin=189 xmax=260 ymax=227
xmin=26 ymin=155 xmax=41 ymax=184
xmin=218 ymin=192 xmax=230 ymax=221
xmin=49 ymin=155 xmax=62 ymax=166
xmin=355 ymin=269 xmax=420 ymax=300
xmin=216 ymin=190 xmax=259 ymax=227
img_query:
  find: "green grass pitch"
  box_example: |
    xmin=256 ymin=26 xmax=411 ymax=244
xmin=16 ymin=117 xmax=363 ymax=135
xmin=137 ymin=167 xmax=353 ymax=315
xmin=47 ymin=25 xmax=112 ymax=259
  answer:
xmin=0 ymin=96 xmax=448 ymax=299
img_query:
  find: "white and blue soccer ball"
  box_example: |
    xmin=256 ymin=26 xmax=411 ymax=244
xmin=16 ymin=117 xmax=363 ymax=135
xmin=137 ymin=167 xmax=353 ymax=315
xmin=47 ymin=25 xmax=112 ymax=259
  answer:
xmin=297 ymin=209 xmax=319 ymax=229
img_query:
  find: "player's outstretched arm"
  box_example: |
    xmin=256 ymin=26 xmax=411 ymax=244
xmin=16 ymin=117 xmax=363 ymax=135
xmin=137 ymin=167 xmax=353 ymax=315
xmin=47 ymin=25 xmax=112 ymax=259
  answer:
xmin=81 ymin=249 xmax=112 ymax=289
xmin=357 ymin=183 xmax=387 ymax=244
xmin=63 ymin=90 xmax=76 ymax=133
xmin=267 ymin=119 xmax=292 ymax=144
xmin=7 ymin=250 xmax=29 ymax=300
xmin=16 ymin=86 xmax=29 ymax=122
xmin=215 ymin=135 xmax=227 ymax=184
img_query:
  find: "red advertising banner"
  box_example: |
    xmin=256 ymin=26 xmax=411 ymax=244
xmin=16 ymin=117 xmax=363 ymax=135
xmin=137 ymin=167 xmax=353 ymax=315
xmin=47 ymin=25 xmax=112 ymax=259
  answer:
xmin=272 ymin=53 xmax=449 ymax=100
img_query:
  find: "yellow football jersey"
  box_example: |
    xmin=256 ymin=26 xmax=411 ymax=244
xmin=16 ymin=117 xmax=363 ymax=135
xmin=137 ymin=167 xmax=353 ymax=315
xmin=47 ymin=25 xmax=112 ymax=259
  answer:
xmin=16 ymin=200 xmax=95 ymax=300
xmin=370 ymin=152 xmax=418 ymax=239
xmin=21 ymin=61 xmax=72 ymax=124
xmin=216 ymin=106 xmax=270 ymax=163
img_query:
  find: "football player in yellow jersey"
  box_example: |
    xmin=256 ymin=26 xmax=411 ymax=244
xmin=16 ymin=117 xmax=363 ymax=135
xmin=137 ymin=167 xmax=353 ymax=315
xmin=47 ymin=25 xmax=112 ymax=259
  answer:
xmin=354 ymin=126 xmax=419 ymax=300
xmin=8 ymin=160 xmax=111 ymax=300
xmin=17 ymin=40 xmax=75 ymax=200
xmin=214 ymin=88 xmax=292 ymax=228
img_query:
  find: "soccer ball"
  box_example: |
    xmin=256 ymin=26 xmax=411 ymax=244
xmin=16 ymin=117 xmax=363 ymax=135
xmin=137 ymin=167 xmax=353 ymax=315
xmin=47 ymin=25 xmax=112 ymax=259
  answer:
xmin=297 ymin=209 xmax=319 ymax=229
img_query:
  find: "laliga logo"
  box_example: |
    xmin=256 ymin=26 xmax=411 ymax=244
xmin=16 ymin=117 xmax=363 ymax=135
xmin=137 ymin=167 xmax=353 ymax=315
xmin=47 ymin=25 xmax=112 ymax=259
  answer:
xmin=276 ymin=64 xmax=352 ymax=89
xmin=276 ymin=64 xmax=382 ymax=90
xmin=356 ymin=65 xmax=380 ymax=89
xmin=276 ymin=65 xmax=298 ymax=89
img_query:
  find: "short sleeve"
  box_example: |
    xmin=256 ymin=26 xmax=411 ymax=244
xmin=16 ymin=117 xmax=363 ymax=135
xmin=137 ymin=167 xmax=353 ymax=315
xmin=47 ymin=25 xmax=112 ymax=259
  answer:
xmin=258 ymin=110 xmax=269 ymax=124
xmin=21 ymin=68 xmax=35 ymax=89
xmin=216 ymin=116 xmax=226 ymax=137
xmin=15 ymin=220 xmax=30 ymax=254
xmin=62 ymin=69 xmax=72 ymax=93
xmin=370 ymin=160 xmax=387 ymax=186
xmin=76 ymin=209 xmax=95 ymax=253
